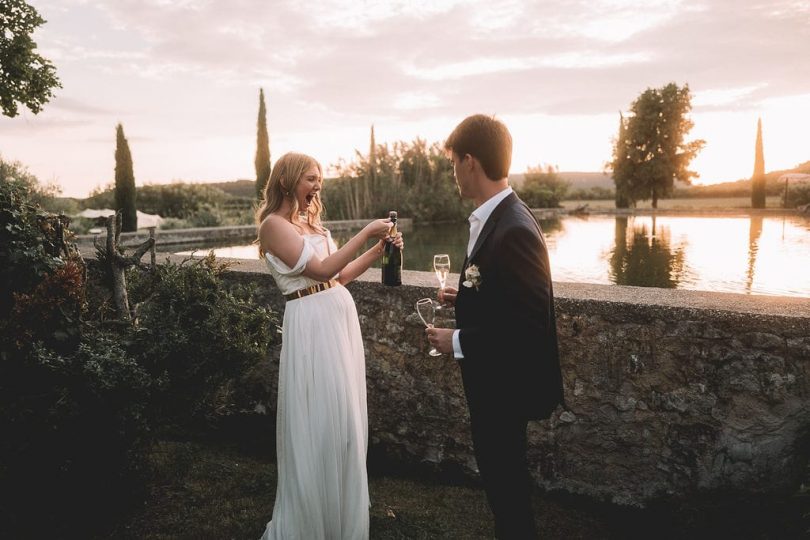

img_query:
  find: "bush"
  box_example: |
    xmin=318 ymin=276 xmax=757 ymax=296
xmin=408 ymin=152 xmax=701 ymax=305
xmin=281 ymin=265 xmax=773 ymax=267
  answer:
xmin=84 ymin=182 xmax=228 ymax=219
xmin=2 ymin=164 xmax=278 ymax=536
xmin=0 ymin=172 xmax=152 ymax=537
xmin=125 ymin=253 xmax=276 ymax=427
xmin=516 ymin=165 xmax=570 ymax=208
xmin=786 ymin=183 xmax=810 ymax=208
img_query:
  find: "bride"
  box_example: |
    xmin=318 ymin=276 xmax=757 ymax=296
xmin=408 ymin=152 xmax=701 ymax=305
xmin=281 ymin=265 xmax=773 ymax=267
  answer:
xmin=256 ymin=152 xmax=403 ymax=539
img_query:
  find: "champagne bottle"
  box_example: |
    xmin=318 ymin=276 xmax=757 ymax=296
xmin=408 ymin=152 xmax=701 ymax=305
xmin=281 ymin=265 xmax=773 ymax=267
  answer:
xmin=381 ymin=210 xmax=402 ymax=286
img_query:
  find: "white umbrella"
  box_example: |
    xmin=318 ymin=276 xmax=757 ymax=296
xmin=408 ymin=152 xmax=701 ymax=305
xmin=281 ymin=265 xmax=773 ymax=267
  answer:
xmin=136 ymin=211 xmax=165 ymax=229
xmin=75 ymin=209 xmax=164 ymax=229
xmin=76 ymin=208 xmax=116 ymax=219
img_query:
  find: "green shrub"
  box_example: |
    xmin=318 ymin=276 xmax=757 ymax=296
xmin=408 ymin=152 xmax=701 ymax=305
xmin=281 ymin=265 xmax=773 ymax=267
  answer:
xmin=516 ymin=165 xmax=570 ymax=208
xmin=0 ymin=170 xmax=152 ymax=537
xmin=84 ymin=182 xmax=228 ymax=219
xmin=786 ymin=183 xmax=810 ymax=208
xmin=188 ymin=203 xmax=222 ymax=227
xmin=125 ymin=253 xmax=276 ymax=427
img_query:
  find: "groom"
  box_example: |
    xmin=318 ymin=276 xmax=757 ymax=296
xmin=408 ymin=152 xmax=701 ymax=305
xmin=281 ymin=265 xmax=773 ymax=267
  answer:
xmin=426 ymin=114 xmax=565 ymax=539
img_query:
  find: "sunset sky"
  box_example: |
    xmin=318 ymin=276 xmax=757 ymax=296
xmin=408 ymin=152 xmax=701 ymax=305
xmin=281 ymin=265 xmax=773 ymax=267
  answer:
xmin=2 ymin=0 xmax=809 ymax=198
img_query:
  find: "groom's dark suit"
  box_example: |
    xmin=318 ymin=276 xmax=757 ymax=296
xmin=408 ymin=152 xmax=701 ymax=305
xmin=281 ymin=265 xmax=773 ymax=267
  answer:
xmin=455 ymin=191 xmax=564 ymax=539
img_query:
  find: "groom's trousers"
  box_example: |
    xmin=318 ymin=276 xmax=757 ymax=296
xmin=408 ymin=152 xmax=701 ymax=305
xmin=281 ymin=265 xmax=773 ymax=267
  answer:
xmin=470 ymin=410 xmax=538 ymax=540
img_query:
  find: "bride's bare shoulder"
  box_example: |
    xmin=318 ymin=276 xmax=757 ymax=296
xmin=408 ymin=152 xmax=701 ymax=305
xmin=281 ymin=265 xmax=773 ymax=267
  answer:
xmin=260 ymin=213 xmax=293 ymax=234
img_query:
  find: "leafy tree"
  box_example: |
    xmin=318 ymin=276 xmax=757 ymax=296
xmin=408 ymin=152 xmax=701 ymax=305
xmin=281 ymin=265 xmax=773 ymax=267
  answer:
xmin=255 ymin=88 xmax=270 ymax=199
xmin=610 ymin=83 xmax=705 ymax=208
xmin=0 ymin=0 xmax=61 ymax=117
xmin=751 ymin=118 xmax=766 ymax=208
xmin=114 ymin=123 xmax=137 ymax=231
xmin=515 ymin=165 xmax=570 ymax=208
xmin=322 ymin=137 xmax=471 ymax=223
xmin=0 ymin=154 xmax=59 ymax=206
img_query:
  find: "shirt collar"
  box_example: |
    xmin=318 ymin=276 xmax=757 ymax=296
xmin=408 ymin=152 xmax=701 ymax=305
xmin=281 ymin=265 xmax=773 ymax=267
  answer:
xmin=469 ymin=186 xmax=513 ymax=226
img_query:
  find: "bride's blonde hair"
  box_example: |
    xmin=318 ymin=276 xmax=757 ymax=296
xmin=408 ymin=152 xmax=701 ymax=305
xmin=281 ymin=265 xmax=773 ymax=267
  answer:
xmin=255 ymin=152 xmax=325 ymax=251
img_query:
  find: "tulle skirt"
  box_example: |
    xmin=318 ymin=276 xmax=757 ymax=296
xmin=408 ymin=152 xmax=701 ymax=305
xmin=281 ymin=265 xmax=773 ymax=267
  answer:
xmin=260 ymin=285 xmax=369 ymax=540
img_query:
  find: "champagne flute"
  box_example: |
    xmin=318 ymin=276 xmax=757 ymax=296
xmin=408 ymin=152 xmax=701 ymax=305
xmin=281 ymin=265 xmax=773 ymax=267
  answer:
xmin=416 ymin=298 xmax=441 ymax=357
xmin=433 ymin=254 xmax=450 ymax=310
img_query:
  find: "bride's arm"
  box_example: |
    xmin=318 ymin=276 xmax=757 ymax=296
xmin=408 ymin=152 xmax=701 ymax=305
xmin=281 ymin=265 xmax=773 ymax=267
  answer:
xmin=338 ymin=233 xmax=404 ymax=285
xmin=337 ymin=240 xmax=384 ymax=285
xmin=259 ymin=216 xmax=391 ymax=282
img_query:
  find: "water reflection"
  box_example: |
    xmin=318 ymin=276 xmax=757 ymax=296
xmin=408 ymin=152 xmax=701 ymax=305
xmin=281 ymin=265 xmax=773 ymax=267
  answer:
xmin=608 ymin=217 xmax=686 ymax=289
xmin=175 ymin=215 xmax=810 ymax=297
xmin=745 ymin=217 xmax=763 ymax=294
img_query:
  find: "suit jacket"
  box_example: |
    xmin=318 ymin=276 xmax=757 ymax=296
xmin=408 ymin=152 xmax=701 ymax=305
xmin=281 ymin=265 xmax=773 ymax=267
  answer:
xmin=455 ymin=192 xmax=564 ymax=420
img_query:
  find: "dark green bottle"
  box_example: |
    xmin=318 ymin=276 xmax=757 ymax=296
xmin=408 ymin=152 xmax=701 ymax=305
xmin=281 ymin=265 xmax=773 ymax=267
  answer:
xmin=381 ymin=210 xmax=402 ymax=286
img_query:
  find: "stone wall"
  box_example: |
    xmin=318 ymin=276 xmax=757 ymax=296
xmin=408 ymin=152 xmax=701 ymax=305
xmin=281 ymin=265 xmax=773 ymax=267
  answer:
xmin=142 ymin=251 xmax=808 ymax=507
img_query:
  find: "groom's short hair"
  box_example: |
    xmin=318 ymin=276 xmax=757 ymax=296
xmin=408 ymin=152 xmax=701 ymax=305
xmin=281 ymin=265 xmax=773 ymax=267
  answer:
xmin=444 ymin=114 xmax=512 ymax=181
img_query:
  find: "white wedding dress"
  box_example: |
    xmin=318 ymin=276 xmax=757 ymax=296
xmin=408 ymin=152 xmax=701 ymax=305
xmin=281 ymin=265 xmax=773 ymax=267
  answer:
xmin=260 ymin=232 xmax=370 ymax=540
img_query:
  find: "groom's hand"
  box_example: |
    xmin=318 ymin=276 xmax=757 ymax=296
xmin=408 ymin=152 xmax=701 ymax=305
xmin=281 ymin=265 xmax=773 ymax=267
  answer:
xmin=426 ymin=327 xmax=454 ymax=355
xmin=438 ymin=286 xmax=457 ymax=307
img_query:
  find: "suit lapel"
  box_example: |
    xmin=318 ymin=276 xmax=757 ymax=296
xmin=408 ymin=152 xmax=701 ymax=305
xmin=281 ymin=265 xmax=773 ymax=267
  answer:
xmin=467 ymin=192 xmax=518 ymax=263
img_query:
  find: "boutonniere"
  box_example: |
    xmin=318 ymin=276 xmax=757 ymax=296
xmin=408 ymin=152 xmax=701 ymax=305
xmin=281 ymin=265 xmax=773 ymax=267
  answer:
xmin=463 ymin=264 xmax=482 ymax=290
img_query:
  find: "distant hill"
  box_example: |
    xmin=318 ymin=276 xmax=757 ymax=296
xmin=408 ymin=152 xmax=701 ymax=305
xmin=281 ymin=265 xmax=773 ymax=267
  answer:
xmin=509 ymin=171 xmax=613 ymax=189
xmin=680 ymin=160 xmax=810 ymax=197
xmin=172 ymin=160 xmax=810 ymax=201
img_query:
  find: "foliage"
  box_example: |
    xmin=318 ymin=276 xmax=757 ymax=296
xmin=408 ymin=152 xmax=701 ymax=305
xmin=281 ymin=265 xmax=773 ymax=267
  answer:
xmin=0 ymin=174 xmax=151 ymax=537
xmin=255 ymin=88 xmax=271 ymax=199
xmin=1 ymin=170 xmax=277 ymax=536
xmin=114 ymin=123 xmax=138 ymax=231
xmin=0 ymin=154 xmax=60 ymax=203
xmin=567 ymin=186 xmax=616 ymax=200
xmin=0 ymin=0 xmax=61 ymax=117
xmin=86 ymin=181 xmax=230 ymax=220
xmin=0 ymin=164 xmax=67 ymax=316
xmin=125 ymin=253 xmax=276 ymax=425
xmin=322 ymin=137 xmax=473 ymax=222
xmin=786 ymin=183 xmax=810 ymax=208
xmin=610 ymin=83 xmax=705 ymax=208
xmin=515 ymin=165 xmax=570 ymax=208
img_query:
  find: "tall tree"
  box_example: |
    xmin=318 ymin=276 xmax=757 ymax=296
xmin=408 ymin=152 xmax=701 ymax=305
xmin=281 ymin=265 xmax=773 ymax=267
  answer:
xmin=0 ymin=0 xmax=61 ymax=117
xmin=255 ymin=88 xmax=271 ymax=199
xmin=114 ymin=123 xmax=137 ymax=232
xmin=366 ymin=124 xmax=376 ymax=211
xmin=611 ymin=83 xmax=705 ymax=208
xmin=751 ymin=118 xmax=766 ymax=209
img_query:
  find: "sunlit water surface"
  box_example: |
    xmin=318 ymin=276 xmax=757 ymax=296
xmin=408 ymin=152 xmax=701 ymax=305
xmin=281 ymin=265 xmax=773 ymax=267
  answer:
xmin=176 ymin=215 xmax=810 ymax=297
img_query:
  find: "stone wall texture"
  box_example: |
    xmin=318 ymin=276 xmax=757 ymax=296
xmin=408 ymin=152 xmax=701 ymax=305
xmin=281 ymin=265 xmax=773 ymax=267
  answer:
xmin=208 ymin=257 xmax=810 ymax=507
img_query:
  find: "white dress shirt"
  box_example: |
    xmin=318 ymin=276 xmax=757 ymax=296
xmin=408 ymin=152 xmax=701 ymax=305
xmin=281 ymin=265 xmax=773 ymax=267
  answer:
xmin=453 ymin=187 xmax=513 ymax=359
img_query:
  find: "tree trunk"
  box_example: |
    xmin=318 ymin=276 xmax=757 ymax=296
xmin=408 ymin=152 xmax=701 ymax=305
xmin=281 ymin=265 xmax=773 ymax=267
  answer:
xmin=95 ymin=211 xmax=155 ymax=322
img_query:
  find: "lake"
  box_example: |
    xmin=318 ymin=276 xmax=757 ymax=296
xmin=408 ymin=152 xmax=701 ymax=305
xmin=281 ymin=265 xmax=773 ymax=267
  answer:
xmin=176 ymin=214 xmax=810 ymax=298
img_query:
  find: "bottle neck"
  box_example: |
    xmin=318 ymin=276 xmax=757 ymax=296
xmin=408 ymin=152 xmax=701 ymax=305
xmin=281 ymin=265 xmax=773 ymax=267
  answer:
xmin=388 ymin=223 xmax=397 ymax=238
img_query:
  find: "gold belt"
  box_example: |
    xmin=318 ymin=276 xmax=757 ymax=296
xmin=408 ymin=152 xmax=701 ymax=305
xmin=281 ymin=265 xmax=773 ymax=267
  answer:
xmin=284 ymin=279 xmax=338 ymax=301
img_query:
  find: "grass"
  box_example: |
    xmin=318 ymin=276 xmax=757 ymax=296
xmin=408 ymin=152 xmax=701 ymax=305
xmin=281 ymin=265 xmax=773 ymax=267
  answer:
xmin=561 ymin=196 xmax=785 ymax=211
xmin=102 ymin=437 xmax=809 ymax=540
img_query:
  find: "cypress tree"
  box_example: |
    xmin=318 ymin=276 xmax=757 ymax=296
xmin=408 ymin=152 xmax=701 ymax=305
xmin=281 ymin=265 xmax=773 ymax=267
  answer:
xmin=114 ymin=123 xmax=137 ymax=232
xmin=255 ymin=88 xmax=271 ymax=199
xmin=751 ymin=118 xmax=766 ymax=209
xmin=612 ymin=112 xmax=632 ymax=208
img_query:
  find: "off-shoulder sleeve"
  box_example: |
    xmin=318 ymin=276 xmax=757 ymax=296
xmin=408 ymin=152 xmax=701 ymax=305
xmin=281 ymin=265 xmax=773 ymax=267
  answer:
xmin=263 ymin=237 xmax=314 ymax=276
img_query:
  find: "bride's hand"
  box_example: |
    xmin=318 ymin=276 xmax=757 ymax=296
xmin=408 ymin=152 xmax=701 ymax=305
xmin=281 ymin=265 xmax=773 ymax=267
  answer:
xmin=362 ymin=218 xmax=393 ymax=241
xmin=385 ymin=232 xmax=404 ymax=250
